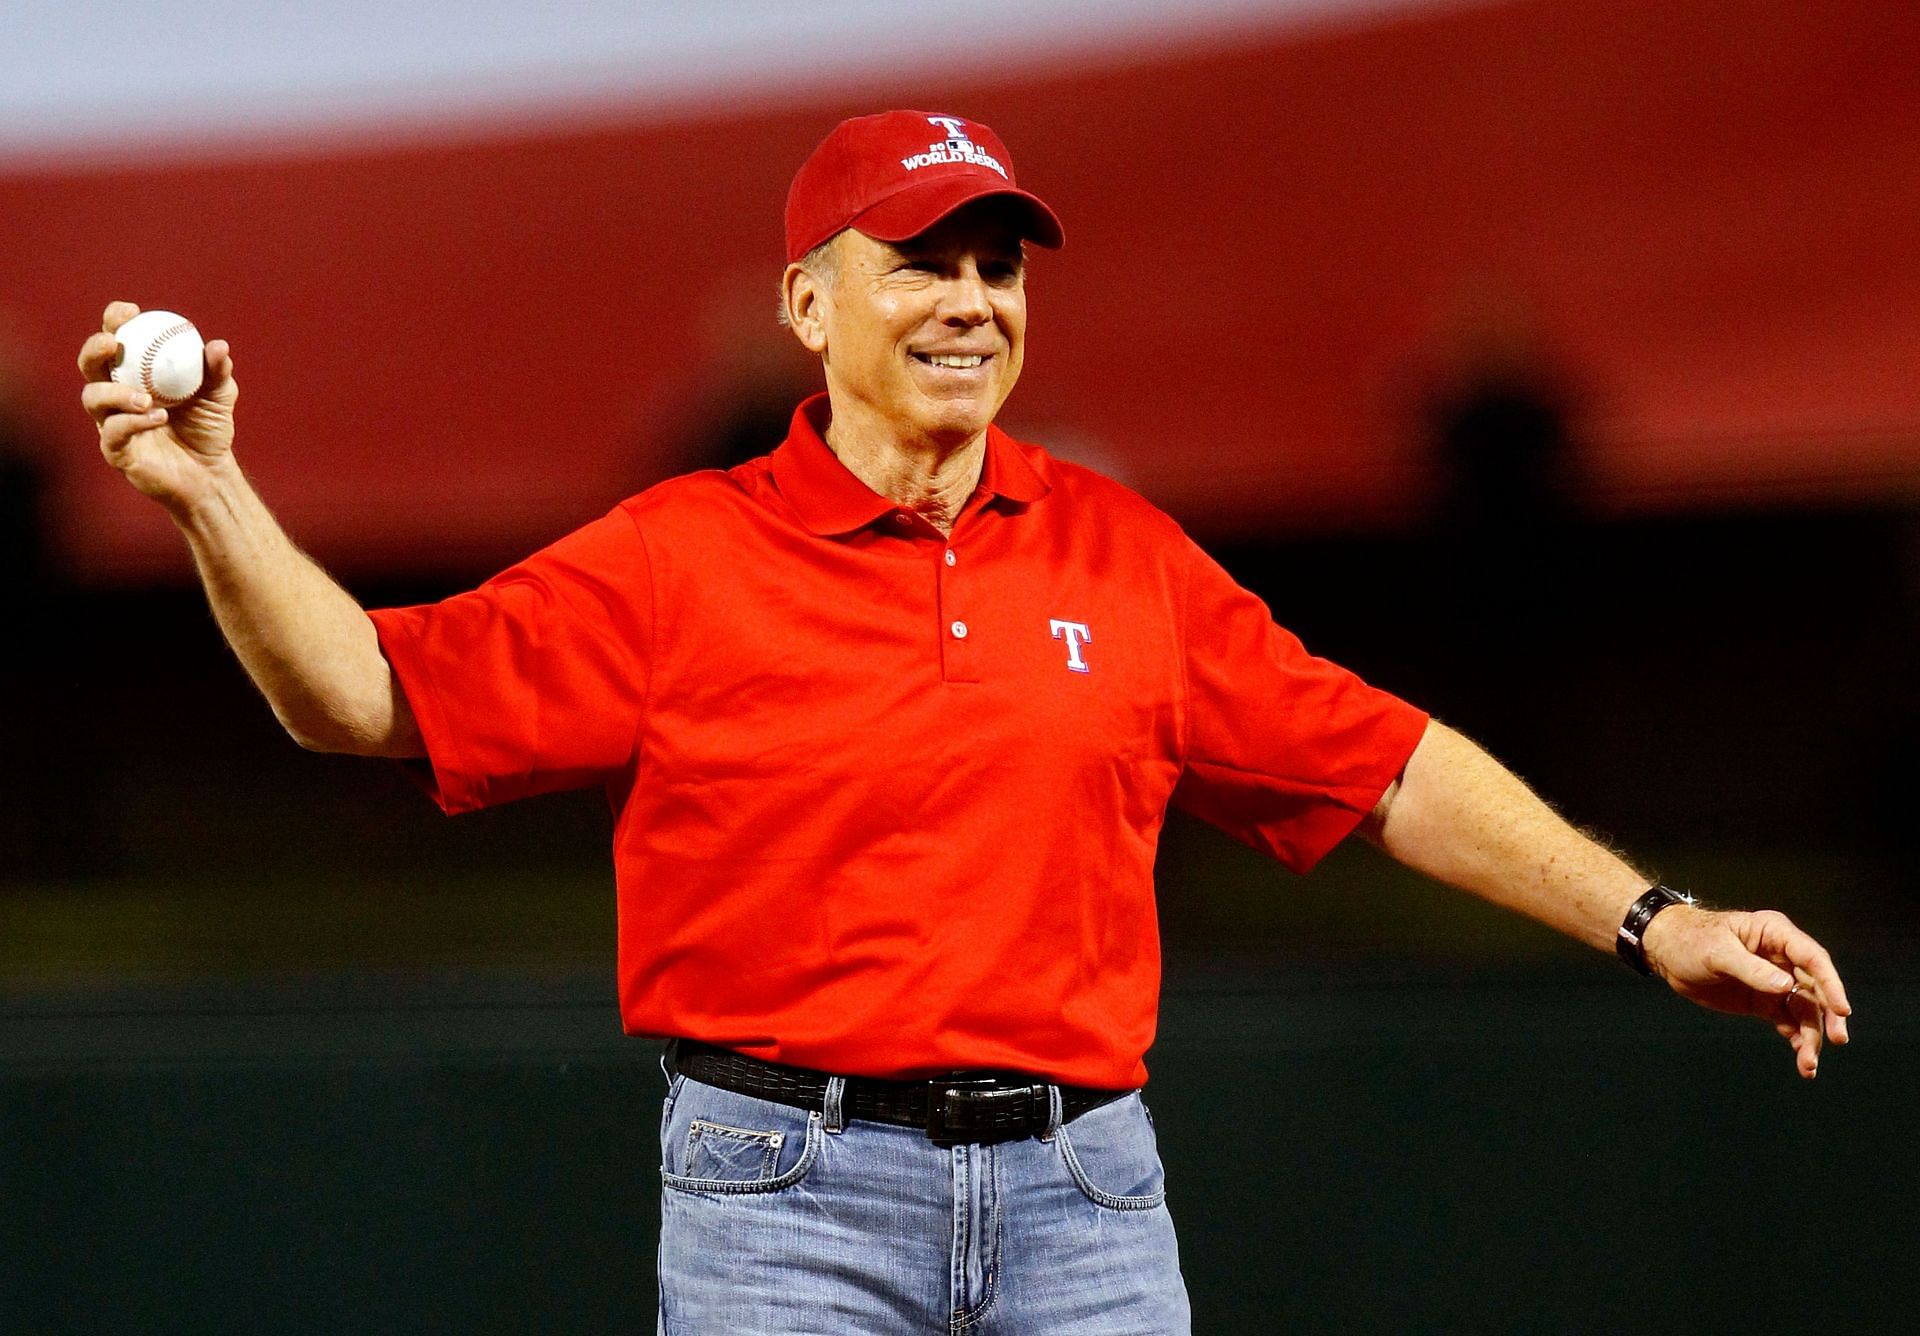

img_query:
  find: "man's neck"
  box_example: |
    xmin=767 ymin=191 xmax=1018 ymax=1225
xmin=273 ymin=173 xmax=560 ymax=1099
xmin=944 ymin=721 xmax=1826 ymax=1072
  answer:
xmin=823 ymin=402 xmax=987 ymax=537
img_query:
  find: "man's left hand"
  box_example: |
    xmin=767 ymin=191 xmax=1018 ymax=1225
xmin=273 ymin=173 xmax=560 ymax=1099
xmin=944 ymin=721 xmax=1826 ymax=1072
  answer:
xmin=1641 ymin=906 xmax=1852 ymax=1079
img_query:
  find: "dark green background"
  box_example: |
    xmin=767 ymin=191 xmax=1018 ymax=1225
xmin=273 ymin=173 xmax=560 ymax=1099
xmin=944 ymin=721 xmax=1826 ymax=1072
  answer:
xmin=4 ymin=506 xmax=1916 ymax=1332
xmin=4 ymin=946 xmax=1913 ymax=1333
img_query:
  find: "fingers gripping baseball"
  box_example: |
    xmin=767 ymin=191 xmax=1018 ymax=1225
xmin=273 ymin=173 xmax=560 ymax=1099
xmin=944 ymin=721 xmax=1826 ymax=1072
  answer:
xmin=77 ymin=302 xmax=238 ymax=508
xmin=1643 ymin=906 xmax=1853 ymax=1079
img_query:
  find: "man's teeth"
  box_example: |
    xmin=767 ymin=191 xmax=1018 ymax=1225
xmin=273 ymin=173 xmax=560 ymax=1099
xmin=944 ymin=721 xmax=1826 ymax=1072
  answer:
xmin=922 ymin=353 xmax=985 ymax=368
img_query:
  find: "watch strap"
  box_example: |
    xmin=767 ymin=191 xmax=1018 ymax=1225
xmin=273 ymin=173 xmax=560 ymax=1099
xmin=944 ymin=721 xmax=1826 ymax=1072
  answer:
xmin=1616 ymin=884 xmax=1688 ymax=977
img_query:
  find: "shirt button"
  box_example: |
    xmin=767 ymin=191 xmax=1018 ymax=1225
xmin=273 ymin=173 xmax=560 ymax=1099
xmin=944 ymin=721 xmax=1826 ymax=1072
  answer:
xmin=944 ymin=550 xmax=956 ymax=567
xmin=950 ymin=620 xmax=969 ymax=639
xmin=893 ymin=512 xmax=912 ymax=527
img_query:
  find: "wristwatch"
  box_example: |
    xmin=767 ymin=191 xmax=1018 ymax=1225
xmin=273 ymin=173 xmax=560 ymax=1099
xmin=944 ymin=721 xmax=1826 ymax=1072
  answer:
xmin=1615 ymin=884 xmax=1691 ymax=976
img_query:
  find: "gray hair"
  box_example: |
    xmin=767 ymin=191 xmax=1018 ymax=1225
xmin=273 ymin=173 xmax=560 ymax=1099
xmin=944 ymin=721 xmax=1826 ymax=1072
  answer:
xmin=777 ymin=235 xmax=840 ymax=330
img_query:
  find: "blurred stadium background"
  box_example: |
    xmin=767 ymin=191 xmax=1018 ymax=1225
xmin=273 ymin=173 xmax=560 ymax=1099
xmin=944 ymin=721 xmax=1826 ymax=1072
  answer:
xmin=2 ymin=1 xmax=1916 ymax=1330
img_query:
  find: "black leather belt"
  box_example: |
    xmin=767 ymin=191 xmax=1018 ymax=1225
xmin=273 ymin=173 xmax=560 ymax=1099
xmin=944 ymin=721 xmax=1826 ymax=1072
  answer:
xmin=664 ymin=1039 xmax=1131 ymax=1146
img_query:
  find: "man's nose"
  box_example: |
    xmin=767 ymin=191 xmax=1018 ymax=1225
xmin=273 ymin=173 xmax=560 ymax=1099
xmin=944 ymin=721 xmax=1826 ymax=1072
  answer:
xmin=937 ymin=265 xmax=993 ymax=324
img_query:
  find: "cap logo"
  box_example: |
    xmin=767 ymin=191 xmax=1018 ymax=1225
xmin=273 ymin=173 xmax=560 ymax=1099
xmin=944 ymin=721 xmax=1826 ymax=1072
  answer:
xmin=900 ymin=114 xmax=1007 ymax=179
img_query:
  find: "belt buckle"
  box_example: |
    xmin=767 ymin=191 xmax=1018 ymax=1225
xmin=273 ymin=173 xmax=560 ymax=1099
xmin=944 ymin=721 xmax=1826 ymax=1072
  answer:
xmin=925 ymin=1076 xmax=1032 ymax=1146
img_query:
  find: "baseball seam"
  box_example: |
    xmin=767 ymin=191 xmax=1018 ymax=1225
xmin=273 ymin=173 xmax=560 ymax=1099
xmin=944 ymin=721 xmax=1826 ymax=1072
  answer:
xmin=140 ymin=320 xmax=195 ymax=403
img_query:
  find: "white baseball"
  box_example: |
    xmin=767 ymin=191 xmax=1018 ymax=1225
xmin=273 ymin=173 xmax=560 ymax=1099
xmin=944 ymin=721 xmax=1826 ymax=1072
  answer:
xmin=110 ymin=309 xmax=206 ymax=406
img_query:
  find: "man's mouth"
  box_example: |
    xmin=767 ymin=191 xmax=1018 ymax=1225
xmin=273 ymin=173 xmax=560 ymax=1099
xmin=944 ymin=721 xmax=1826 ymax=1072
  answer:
xmin=912 ymin=352 xmax=989 ymax=369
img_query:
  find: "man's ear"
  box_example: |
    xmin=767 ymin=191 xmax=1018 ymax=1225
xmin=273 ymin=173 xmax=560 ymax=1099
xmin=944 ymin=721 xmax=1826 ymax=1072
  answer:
xmin=783 ymin=263 xmax=829 ymax=355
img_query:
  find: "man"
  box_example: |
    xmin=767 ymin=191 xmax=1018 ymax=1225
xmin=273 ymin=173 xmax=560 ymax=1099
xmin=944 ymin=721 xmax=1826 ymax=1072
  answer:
xmin=79 ymin=111 xmax=1850 ymax=1333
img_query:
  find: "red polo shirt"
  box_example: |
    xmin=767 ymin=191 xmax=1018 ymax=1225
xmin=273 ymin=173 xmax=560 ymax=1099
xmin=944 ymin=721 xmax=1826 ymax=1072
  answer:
xmin=368 ymin=396 xmax=1427 ymax=1088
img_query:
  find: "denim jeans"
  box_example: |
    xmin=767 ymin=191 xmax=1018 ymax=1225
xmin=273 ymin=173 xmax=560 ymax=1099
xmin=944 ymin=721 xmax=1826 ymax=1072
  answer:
xmin=656 ymin=1072 xmax=1192 ymax=1333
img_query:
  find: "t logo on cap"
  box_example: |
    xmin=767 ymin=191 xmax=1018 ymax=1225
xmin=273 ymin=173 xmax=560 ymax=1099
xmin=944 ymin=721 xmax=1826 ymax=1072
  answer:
xmin=927 ymin=115 xmax=970 ymax=141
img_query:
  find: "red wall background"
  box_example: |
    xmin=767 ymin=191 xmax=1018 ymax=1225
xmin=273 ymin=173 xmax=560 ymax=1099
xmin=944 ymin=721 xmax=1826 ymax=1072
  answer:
xmin=3 ymin=0 xmax=1916 ymax=582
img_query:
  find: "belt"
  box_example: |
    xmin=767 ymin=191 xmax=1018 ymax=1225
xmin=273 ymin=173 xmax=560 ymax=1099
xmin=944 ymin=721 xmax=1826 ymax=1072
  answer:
xmin=664 ymin=1039 xmax=1131 ymax=1146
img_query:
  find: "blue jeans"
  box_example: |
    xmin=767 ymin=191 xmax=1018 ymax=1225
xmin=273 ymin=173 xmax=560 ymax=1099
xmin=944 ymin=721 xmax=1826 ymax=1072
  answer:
xmin=656 ymin=1072 xmax=1192 ymax=1333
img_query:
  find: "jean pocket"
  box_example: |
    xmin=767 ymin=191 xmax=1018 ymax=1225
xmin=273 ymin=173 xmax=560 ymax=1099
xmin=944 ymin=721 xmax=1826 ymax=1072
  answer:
xmin=1057 ymin=1093 xmax=1168 ymax=1211
xmin=660 ymin=1083 xmax=821 ymax=1196
xmin=684 ymin=1120 xmax=783 ymax=1179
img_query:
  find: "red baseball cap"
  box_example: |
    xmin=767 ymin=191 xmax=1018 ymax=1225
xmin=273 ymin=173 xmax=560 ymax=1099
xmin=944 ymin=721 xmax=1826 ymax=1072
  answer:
xmin=784 ymin=110 xmax=1064 ymax=264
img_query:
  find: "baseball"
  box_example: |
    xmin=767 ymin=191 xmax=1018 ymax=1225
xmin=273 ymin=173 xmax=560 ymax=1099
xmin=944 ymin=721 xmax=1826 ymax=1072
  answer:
xmin=110 ymin=309 xmax=206 ymax=406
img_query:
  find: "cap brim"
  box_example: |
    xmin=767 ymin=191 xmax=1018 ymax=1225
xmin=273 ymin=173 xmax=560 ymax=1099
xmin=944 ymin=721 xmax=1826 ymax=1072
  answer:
xmin=850 ymin=175 xmax=1064 ymax=250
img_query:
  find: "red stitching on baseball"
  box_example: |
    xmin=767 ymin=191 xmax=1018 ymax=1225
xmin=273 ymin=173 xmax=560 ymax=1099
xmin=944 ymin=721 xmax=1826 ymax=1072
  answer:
xmin=141 ymin=320 xmax=194 ymax=402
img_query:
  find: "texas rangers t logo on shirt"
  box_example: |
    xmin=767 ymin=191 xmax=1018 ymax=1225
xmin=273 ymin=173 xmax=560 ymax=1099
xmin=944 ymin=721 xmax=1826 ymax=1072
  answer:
xmin=1050 ymin=619 xmax=1092 ymax=673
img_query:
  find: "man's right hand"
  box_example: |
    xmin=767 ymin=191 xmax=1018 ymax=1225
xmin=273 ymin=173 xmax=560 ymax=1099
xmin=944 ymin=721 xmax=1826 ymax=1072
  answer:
xmin=77 ymin=301 xmax=238 ymax=514
xmin=73 ymin=300 xmax=420 ymax=757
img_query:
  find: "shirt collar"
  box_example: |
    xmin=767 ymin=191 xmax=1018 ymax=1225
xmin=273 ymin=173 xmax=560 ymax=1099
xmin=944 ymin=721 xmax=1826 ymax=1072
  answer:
xmin=768 ymin=393 xmax=1051 ymax=537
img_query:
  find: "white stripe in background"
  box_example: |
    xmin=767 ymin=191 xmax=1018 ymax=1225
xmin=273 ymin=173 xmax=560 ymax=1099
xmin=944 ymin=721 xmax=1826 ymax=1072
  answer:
xmin=0 ymin=0 xmax=1469 ymax=165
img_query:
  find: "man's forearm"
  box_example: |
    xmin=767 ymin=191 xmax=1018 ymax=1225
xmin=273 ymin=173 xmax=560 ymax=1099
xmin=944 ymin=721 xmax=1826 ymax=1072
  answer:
xmin=1363 ymin=720 xmax=1647 ymax=952
xmin=172 ymin=461 xmax=422 ymax=758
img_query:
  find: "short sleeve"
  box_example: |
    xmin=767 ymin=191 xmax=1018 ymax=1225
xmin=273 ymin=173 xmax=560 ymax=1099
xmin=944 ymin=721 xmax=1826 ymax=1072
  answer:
xmin=367 ymin=504 xmax=653 ymax=814
xmin=1173 ymin=540 xmax=1428 ymax=872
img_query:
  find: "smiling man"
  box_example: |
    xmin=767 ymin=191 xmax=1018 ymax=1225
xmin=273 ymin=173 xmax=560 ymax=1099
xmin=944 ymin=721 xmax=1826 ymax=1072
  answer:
xmin=78 ymin=110 xmax=1851 ymax=1333
xmin=783 ymin=207 xmax=1030 ymax=530
xmin=776 ymin=116 xmax=1045 ymax=538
